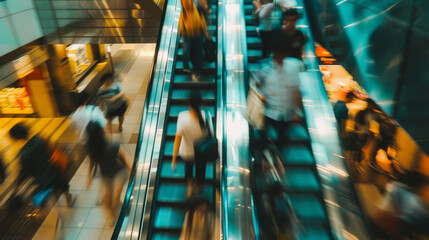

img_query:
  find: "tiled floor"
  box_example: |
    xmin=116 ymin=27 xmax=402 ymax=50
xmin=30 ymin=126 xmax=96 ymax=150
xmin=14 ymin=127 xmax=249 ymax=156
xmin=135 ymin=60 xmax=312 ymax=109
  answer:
xmin=33 ymin=43 xmax=156 ymax=240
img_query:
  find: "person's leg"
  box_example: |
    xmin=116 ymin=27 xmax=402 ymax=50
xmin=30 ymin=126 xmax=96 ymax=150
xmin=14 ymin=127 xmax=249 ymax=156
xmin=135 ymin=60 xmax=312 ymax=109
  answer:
xmin=101 ymin=176 xmax=115 ymax=220
xmin=118 ymin=115 xmax=124 ymax=132
xmin=195 ymin=158 xmax=207 ymax=188
xmin=106 ymin=118 xmax=113 ymax=134
xmin=185 ymin=160 xmax=194 ymax=197
xmin=113 ymin=168 xmax=128 ymax=210
xmin=190 ymin=36 xmax=203 ymax=80
xmin=183 ymin=37 xmax=191 ymax=72
xmin=259 ymin=30 xmax=271 ymax=58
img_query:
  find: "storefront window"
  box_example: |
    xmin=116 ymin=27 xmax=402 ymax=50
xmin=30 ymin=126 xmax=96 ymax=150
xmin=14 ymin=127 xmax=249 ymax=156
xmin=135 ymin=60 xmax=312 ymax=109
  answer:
xmin=66 ymin=44 xmax=93 ymax=81
xmin=0 ymin=82 xmax=34 ymax=115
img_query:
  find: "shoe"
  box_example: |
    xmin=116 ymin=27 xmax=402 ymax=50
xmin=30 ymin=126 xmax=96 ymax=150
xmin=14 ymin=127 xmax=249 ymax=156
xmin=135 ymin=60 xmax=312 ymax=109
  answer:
xmin=191 ymin=74 xmax=198 ymax=82
xmin=66 ymin=194 xmax=77 ymax=208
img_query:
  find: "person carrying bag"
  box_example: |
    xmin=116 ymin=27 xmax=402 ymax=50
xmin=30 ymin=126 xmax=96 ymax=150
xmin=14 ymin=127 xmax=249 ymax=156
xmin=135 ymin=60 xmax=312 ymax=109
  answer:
xmin=194 ymin=110 xmax=218 ymax=188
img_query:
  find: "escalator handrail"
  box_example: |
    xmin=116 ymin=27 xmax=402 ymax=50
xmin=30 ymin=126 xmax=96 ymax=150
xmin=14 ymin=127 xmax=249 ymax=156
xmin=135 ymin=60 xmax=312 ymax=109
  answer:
xmin=135 ymin=0 xmax=183 ymax=239
xmin=111 ymin=0 xmax=182 ymax=238
xmin=218 ymin=0 xmax=256 ymax=239
xmin=296 ymin=1 xmax=372 ymax=239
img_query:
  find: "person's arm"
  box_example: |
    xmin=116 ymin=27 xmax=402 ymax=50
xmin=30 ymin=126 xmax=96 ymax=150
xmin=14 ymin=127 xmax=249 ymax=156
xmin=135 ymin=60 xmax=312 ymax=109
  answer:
xmin=258 ymin=3 xmax=275 ymax=19
xmin=172 ymin=133 xmax=182 ymax=172
xmin=118 ymin=146 xmax=132 ymax=172
xmin=110 ymin=83 xmax=125 ymax=102
xmin=199 ymin=0 xmax=209 ymax=12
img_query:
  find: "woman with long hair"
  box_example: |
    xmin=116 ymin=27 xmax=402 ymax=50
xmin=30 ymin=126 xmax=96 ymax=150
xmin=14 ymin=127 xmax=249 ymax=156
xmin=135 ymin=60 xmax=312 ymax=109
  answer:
xmin=172 ymin=91 xmax=210 ymax=197
xmin=85 ymin=121 xmax=132 ymax=222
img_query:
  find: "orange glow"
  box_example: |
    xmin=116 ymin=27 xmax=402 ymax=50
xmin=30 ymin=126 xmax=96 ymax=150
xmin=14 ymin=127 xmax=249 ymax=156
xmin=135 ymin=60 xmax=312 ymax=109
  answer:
xmin=315 ymin=46 xmax=333 ymax=57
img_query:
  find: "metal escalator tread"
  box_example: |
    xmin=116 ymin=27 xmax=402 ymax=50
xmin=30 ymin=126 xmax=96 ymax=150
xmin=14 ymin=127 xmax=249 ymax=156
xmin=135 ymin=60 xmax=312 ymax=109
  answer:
xmin=158 ymin=183 xmax=214 ymax=203
xmin=169 ymin=105 xmax=215 ymax=118
xmin=280 ymin=144 xmax=314 ymax=165
xmin=149 ymin=4 xmax=218 ymax=238
xmin=161 ymin=160 xmax=215 ymax=180
xmin=283 ymin=168 xmax=321 ymax=192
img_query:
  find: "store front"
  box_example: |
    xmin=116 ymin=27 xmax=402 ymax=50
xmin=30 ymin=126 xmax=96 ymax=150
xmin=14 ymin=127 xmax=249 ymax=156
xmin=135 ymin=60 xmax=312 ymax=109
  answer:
xmin=47 ymin=44 xmax=112 ymax=114
xmin=0 ymin=46 xmax=58 ymax=117
xmin=316 ymin=45 xmax=429 ymax=177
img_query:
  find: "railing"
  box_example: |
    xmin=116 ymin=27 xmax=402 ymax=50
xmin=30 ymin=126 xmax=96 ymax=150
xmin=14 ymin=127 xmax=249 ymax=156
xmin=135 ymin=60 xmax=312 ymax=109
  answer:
xmin=297 ymin=0 xmax=372 ymax=239
xmin=218 ymin=0 xmax=256 ymax=238
xmin=111 ymin=0 xmax=181 ymax=237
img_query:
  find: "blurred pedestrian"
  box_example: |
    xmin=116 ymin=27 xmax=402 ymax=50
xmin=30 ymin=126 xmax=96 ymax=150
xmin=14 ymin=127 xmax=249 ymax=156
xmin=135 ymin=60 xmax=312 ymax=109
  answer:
xmin=333 ymin=91 xmax=354 ymax=135
xmin=85 ymin=121 xmax=132 ymax=223
xmin=280 ymin=8 xmax=306 ymax=60
xmin=253 ymin=29 xmax=304 ymax=147
xmin=8 ymin=123 xmax=75 ymax=207
xmin=179 ymin=0 xmax=211 ymax=81
xmin=372 ymin=171 xmax=429 ymax=238
xmin=172 ymin=91 xmax=211 ymax=197
xmin=180 ymin=195 xmax=214 ymax=240
xmin=95 ymin=73 xmax=128 ymax=133
xmin=253 ymin=0 xmax=283 ymax=58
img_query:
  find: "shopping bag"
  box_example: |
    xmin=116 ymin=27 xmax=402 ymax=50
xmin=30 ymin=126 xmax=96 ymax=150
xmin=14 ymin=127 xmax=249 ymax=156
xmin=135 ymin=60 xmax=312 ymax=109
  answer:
xmin=203 ymin=39 xmax=216 ymax=63
xmin=49 ymin=147 xmax=68 ymax=173
xmin=245 ymin=85 xmax=265 ymax=130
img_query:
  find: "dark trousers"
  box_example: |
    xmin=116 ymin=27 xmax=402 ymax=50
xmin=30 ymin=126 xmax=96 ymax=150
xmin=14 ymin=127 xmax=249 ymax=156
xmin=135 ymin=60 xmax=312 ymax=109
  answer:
xmin=183 ymin=36 xmax=204 ymax=75
xmin=259 ymin=30 xmax=272 ymax=58
xmin=263 ymin=116 xmax=293 ymax=148
xmin=185 ymin=158 xmax=207 ymax=185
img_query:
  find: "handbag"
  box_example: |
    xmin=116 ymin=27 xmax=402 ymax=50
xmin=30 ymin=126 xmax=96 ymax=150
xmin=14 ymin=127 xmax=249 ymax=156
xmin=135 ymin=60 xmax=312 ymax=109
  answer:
xmin=194 ymin=111 xmax=219 ymax=162
xmin=245 ymin=83 xmax=265 ymax=130
xmin=203 ymin=39 xmax=216 ymax=63
xmin=49 ymin=147 xmax=68 ymax=173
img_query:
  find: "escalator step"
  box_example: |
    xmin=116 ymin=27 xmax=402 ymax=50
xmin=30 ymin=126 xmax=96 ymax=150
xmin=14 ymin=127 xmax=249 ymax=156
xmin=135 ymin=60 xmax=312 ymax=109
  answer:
xmin=284 ymin=168 xmax=320 ymax=191
xmin=175 ymin=60 xmax=216 ymax=70
xmin=246 ymin=26 xmax=258 ymax=37
xmin=280 ymin=145 xmax=314 ymax=165
xmin=160 ymin=159 xmax=215 ymax=180
xmin=171 ymin=89 xmax=215 ymax=101
xmin=154 ymin=207 xmax=186 ymax=229
xmin=300 ymin=225 xmax=331 ymax=240
xmin=152 ymin=232 xmax=180 ymax=240
xmin=288 ymin=193 xmax=326 ymax=223
xmin=174 ymin=74 xmax=216 ymax=84
xmin=247 ymin=49 xmax=262 ymax=62
xmin=158 ymin=183 xmax=214 ymax=203
xmin=169 ymin=105 xmax=215 ymax=118
xmin=244 ymin=5 xmax=254 ymax=15
xmin=247 ymin=37 xmax=261 ymax=49
xmin=245 ymin=15 xmax=257 ymax=26
xmin=285 ymin=123 xmax=310 ymax=141
xmin=166 ymin=122 xmax=177 ymax=136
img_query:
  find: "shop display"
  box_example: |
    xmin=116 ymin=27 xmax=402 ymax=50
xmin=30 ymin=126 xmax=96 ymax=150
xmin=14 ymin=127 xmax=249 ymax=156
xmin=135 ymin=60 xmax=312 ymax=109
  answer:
xmin=66 ymin=44 xmax=92 ymax=80
xmin=0 ymin=87 xmax=34 ymax=114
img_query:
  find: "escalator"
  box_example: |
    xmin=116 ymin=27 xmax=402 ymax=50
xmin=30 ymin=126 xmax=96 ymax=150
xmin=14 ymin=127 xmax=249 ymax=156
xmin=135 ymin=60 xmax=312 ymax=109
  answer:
xmin=147 ymin=3 xmax=219 ymax=239
xmin=244 ymin=2 xmax=333 ymax=239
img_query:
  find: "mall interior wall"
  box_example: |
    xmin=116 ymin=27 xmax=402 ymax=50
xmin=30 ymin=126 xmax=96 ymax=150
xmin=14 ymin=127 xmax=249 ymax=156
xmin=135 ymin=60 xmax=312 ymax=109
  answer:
xmin=0 ymin=0 xmax=43 ymax=57
xmin=304 ymin=0 xmax=429 ymax=152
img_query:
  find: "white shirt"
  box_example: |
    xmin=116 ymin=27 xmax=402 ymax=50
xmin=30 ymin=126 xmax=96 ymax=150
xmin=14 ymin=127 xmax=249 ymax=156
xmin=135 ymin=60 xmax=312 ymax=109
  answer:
xmin=254 ymin=57 xmax=304 ymax=122
xmin=177 ymin=111 xmax=207 ymax=160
